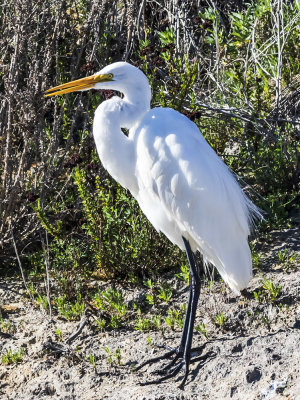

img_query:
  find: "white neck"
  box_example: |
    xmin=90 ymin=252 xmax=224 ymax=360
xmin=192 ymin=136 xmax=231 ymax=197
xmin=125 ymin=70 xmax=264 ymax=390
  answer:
xmin=93 ymin=92 xmax=150 ymax=194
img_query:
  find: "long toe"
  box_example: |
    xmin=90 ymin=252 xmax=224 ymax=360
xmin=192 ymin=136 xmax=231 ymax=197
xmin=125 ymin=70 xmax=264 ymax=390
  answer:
xmin=140 ymin=358 xmax=189 ymax=386
xmin=135 ymin=347 xmax=177 ymax=371
xmin=158 ymin=352 xmax=182 ymax=373
xmin=137 ymin=344 xmax=216 ymax=387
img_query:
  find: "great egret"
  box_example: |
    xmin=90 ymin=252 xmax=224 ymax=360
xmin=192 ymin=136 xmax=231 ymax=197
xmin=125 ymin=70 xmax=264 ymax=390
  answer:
xmin=45 ymin=62 xmax=261 ymax=386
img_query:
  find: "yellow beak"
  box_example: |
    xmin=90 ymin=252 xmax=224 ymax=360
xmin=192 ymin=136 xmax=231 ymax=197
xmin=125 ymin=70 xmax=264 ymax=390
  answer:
xmin=45 ymin=73 xmax=113 ymax=97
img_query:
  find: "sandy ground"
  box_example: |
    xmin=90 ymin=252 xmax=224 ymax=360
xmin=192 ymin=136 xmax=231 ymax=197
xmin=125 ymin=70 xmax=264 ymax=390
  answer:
xmin=0 ymin=227 xmax=299 ymax=400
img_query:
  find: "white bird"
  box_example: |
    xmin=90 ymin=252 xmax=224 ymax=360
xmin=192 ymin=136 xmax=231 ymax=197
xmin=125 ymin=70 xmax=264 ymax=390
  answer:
xmin=45 ymin=61 xmax=261 ymax=385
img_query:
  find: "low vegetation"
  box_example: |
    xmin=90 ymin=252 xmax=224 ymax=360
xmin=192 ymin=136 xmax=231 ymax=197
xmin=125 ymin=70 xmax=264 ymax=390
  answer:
xmin=0 ymin=0 xmax=299 ymax=367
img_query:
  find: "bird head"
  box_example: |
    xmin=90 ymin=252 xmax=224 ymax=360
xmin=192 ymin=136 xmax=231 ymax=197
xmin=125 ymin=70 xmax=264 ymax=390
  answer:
xmin=45 ymin=62 xmax=151 ymax=104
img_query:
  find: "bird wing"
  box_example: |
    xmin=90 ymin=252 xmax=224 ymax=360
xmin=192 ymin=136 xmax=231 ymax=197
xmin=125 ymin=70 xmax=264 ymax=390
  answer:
xmin=134 ymin=107 xmax=259 ymax=293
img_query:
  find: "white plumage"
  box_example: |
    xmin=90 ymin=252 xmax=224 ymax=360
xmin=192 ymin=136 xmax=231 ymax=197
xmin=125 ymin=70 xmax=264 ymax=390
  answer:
xmin=91 ymin=62 xmax=260 ymax=294
xmin=46 ymin=61 xmax=261 ymax=385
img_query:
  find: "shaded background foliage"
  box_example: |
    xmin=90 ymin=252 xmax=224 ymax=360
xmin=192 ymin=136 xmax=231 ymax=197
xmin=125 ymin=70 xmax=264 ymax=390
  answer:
xmin=0 ymin=0 xmax=299 ymax=281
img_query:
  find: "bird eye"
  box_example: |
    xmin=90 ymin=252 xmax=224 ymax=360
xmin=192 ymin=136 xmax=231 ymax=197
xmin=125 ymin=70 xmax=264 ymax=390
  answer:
xmin=108 ymin=73 xmax=114 ymax=80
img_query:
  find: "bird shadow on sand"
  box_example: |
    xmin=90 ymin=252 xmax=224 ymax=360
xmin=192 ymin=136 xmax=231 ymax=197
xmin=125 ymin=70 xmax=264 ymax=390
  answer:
xmin=134 ymin=324 xmax=299 ymax=387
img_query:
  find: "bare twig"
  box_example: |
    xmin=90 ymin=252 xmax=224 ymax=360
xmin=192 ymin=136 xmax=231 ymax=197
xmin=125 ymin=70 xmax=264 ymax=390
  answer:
xmin=274 ymin=0 xmax=284 ymax=119
xmin=10 ymin=225 xmax=34 ymax=301
xmin=42 ymin=232 xmax=53 ymax=319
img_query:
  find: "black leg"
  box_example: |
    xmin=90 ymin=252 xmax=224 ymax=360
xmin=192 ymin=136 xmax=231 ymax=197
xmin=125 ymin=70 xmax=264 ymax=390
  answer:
xmin=179 ymin=236 xmax=201 ymax=385
xmin=177 ymin=269 xmax=193 ymax=353
xmin=165 ymin=268 xmax=193 ymax=361
xmin=159 ymin=237 xmax=199 ymax=372
xmin=136 ymin=237 xmax=215 ymax=387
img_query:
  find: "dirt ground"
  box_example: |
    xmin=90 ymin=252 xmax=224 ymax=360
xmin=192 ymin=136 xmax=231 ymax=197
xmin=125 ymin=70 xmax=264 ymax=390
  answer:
xmin=0 ymin=227 xmax=299 ymax=400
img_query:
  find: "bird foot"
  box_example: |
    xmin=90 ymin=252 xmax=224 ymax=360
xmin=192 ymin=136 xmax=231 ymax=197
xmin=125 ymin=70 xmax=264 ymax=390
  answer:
xmin=138 ymin=352 xmax=189 ymax=387
xmin=136 ymin=342 xmax=216 ymax=387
